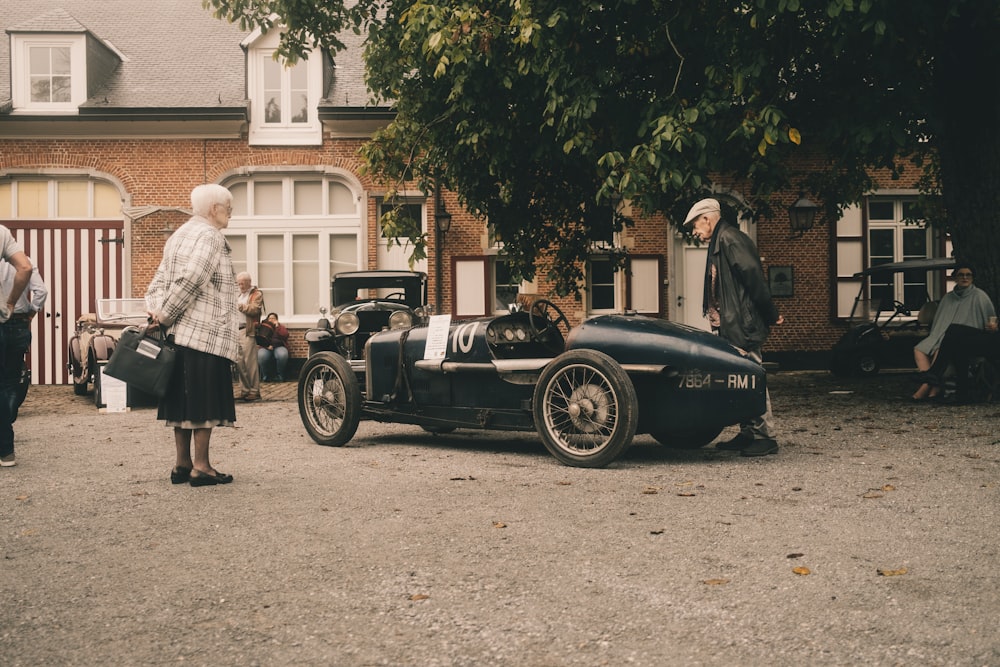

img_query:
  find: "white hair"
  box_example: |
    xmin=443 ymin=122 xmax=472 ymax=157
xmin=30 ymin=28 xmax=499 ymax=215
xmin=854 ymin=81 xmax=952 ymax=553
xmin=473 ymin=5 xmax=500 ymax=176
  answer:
xmin=190 ymin=183 xmax=232 ymax=217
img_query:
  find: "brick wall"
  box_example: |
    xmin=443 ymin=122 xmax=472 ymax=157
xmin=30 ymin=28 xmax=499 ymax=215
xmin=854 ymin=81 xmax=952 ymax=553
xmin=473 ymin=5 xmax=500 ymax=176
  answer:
xmin=0 ymin=134 xmax=926 ymax=362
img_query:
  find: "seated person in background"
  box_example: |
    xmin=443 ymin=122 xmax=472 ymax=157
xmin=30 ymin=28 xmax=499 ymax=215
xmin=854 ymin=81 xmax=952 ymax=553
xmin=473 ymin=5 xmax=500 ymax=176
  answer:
xmin=256 ymin=312 xmax=290 ymax=382
xmin=921 ymin=321 xmax=999 ymax=402
xmin=912 ymin=262 xmax=995 ymax=400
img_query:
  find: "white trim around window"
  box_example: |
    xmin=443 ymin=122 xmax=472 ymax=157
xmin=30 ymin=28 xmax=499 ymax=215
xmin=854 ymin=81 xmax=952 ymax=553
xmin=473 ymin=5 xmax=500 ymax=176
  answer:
xmin=247 ymin=37 xmax=323 ymax=145
xmin=10 ymin=35 xmax=87 ymax=113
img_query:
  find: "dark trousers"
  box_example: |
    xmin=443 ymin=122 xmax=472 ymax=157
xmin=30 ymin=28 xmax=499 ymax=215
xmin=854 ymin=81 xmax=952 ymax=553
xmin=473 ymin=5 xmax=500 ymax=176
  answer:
xmin=0 ymin=320 xmax=31 ymax=457
xmin=926 ymin=324 xmax=999 ymax=399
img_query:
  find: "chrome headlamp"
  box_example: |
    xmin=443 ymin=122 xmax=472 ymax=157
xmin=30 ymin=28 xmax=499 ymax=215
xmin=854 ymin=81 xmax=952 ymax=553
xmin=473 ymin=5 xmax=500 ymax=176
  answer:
xmin=388 ymin=310 xmax=413 ymax=330
xmin=335 ymin=312 xmax=360 ymax=335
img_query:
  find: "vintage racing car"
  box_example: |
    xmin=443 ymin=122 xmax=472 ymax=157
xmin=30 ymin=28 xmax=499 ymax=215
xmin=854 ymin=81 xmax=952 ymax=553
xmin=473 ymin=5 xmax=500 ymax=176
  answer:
xmin=298 ymin=299 xmax=767 ymax=467
xmin=303 ymin=270 xmax=429 ymax=379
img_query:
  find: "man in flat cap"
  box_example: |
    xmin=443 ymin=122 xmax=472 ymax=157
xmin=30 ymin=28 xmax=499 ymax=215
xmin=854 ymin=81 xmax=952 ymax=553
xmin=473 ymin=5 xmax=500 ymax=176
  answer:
xmin=684 ymin=198 xmax=783 ymax=456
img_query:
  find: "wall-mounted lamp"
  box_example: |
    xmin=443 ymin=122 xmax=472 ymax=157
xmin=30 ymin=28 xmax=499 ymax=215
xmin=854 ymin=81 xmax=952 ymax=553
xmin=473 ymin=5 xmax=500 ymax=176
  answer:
xmin=788 ymin=194 xmax=819 ymax=237
xmin=435 ymin=207 xmax=452 ymax=233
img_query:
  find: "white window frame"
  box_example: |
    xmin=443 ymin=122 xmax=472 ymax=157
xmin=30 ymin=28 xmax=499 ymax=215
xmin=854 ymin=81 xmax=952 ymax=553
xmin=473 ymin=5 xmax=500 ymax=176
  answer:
xmin=223 ymin=175 xmax=363 ymax=323
xmin=245 ymin=31 xmax=323 ymax=146
xmin=10 ymin=35 xmax=87 ymax=113
xmin=833 ymin=193 xmax=947 ymax=320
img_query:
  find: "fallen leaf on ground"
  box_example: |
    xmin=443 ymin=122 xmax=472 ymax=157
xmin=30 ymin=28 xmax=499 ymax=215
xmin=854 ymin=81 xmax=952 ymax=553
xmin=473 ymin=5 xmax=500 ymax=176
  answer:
xmin=642 ymin=486 xmax=661 ymax=495
xmin=676 ymin=492 xmax=697 ymax=497
xmin=409 ymin=594 xmax=430 ymax=601
xmin=792 ymin=566 xmax=811 ymax=575
xmin=703 ymin=579 xmax=730 ymax=585
xmin=16 ymin=495 xmax=29 ymax=501
xmin=787 ymin=553 xmax=805 ymax=559
xmin=877 ymin=567 xmax=908 ymax=577
xmin=492 ymin=521 xmax=507 ymax=528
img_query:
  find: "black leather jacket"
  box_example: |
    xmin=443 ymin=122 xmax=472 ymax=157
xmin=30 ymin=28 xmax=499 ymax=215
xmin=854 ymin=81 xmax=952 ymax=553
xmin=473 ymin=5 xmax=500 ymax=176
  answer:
xmin=710 ymin=221 xmax=780 ymax=350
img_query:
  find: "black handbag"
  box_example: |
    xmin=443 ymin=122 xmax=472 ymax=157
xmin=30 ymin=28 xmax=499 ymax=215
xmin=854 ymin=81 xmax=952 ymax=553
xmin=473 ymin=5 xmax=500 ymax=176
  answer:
xmin=103 ymin=325 xmax=176 ymax=398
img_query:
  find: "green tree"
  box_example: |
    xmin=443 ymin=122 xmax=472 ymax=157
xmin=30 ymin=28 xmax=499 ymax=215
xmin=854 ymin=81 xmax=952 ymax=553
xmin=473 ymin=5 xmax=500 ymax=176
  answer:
xmin=205 ymin=0 xmax=1000 ymax=302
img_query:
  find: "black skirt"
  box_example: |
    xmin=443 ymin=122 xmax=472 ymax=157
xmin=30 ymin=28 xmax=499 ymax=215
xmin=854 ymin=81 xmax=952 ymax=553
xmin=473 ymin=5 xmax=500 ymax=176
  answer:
xmin=157 ymin=344 xmax=236 ymax=428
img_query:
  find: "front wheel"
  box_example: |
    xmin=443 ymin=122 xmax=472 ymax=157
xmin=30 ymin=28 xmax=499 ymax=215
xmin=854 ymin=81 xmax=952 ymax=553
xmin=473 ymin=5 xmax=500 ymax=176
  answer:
xmin=533 ymin=349 xmax=638 ymax=467
xmin=298 ymin=352 xmax=362 ymax=446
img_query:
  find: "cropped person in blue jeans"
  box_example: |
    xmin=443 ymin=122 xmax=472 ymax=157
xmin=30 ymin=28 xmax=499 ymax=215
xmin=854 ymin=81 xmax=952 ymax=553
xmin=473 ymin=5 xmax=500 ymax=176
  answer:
xmin=256 ymin=312 xmax=290 ymax=382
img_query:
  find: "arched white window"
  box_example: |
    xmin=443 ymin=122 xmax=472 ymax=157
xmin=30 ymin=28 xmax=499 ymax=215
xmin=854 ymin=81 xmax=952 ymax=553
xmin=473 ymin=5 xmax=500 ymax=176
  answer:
xmin=222 ymin=174 xmax=362 ymax=321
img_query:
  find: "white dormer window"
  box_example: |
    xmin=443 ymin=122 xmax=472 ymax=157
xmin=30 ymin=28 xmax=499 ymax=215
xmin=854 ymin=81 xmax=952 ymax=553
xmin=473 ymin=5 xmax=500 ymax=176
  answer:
xmin=245 ymin=29 xmax=323 ymax=145
xmin=10 ymin=35 xmax=86 ymax=112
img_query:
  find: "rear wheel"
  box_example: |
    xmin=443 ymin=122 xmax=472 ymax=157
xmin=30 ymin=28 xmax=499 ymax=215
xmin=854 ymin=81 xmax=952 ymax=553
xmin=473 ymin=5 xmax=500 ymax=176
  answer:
xmin=533 ymin=350 xmax=638 ymax=467
xmin=298 ymin=352 xmax=362 ymax=446
xmin=854 ymin=352 xmax=879 ymax=376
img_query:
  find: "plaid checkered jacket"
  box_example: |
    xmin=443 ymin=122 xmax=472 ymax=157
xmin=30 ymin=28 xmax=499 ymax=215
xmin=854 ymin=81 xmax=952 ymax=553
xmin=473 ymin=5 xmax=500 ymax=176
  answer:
xmin=145 ymin=216 xmax=240 ymax=362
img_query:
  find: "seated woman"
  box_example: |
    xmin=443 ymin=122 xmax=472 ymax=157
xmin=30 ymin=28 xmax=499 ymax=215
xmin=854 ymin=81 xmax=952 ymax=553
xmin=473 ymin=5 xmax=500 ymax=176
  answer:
xmin=921 ymin=321 xmax=999 ymax=402
xmin=256 ymin=312 xmax=290 ymax=382
xmin=912 ymin=263 xmax=995 ymax=400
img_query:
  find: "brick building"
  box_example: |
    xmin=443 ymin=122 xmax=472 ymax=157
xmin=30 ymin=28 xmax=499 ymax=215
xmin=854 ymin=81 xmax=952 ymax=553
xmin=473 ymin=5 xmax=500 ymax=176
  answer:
xmin=0 ymin=0 xmax=949 ymax=385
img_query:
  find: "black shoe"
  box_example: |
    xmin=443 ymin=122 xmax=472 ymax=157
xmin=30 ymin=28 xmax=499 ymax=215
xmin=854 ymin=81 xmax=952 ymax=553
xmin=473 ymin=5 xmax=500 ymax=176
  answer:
xmin=716 ymin=434 xmax=753 ymax=451
xmin=170 ymin=466 xmax=192 ymax=484
xmin=740 ymin=438 xmax=779 ymax=457
xmin=190 ymin=470 xmax=234 ymax=486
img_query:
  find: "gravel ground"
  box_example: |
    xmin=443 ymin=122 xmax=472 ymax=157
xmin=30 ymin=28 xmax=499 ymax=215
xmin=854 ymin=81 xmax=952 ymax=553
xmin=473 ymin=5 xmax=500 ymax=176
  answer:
xmin=2 ymin=371 xmax=999 ymax=666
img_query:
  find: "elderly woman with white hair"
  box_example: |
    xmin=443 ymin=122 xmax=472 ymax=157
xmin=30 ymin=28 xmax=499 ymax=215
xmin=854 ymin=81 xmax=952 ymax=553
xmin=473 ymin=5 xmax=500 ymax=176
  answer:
xmin=145 ymin=183 xmax=241 ymax=486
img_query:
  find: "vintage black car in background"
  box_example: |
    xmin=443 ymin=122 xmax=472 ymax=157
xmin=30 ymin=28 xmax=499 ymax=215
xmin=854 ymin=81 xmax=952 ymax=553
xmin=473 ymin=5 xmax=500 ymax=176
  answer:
xmin=298 ymin=298 xmax=768 ymax=467
xmin=304 ymin=270 xmax=429 ymax=378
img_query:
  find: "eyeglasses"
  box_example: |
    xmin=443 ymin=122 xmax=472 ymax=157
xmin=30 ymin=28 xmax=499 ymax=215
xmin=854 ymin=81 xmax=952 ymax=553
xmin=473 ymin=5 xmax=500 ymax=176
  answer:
xmin=215 ymin=203 xmax=233 ymax=215
xmin=955 ymin=272 xmax=973 ymax=278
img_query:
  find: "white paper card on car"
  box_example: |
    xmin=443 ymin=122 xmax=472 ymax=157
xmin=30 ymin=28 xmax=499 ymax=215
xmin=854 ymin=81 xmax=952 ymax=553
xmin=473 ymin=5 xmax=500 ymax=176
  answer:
xmin=424 ymin=314 xmax=451 ymax=360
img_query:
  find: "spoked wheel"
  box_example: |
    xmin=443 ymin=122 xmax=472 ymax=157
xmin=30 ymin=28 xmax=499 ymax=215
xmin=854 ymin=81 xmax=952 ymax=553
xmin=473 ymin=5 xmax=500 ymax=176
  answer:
xmin=297 ymin=352 xmax=362 ymax=446
xmin=533 ymin=349 xmax=638 ymax=467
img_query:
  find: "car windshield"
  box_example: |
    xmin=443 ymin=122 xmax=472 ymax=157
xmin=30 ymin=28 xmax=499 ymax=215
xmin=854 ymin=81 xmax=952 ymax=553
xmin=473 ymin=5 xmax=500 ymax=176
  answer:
xmin=332 ymin=271 xmax=427 ymax=309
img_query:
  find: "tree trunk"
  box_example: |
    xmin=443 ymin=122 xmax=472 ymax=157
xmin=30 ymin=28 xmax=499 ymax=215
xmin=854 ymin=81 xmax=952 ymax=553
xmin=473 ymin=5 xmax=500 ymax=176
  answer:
xmin=934 ymin=3 xmax=1000 ymax=306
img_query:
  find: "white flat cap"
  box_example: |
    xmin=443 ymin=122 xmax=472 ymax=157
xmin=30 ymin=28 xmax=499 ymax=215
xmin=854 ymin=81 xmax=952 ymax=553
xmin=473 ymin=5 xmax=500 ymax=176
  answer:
xmin=683 ymin=198 xmax=721 ymax=228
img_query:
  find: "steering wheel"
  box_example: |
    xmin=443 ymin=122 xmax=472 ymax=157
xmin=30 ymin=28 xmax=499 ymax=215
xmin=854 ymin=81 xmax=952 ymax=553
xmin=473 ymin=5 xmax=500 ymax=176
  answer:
xmin=528 ymin=299 xmax=571 ymax=353
xmin=383 ymin=292 xmax=406 ymax=301
xmin=892 ymin=300 xmax=911 ymax=317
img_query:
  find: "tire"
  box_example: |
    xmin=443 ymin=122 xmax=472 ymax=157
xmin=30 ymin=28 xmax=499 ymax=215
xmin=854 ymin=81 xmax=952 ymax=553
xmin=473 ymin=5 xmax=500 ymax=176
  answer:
xmin=297 ymin=352 xmax=362 ymax=446
xmin=532 ymin=349 xmax=638 ymax=467
xmin=651 ymin=427 xmax=723 ymax=449
xmin=854 ymin=352 xmax=879 ymax=376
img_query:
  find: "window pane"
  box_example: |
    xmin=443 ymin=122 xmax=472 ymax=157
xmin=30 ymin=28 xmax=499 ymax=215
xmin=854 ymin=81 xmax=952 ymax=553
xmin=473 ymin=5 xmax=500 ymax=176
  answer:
xmin=57 ymin=181 xmax=88 ymax=217
xmin=589 ymin=260 xmax=616 ymax=311
xmin=330 ymin=235 xmax=358 ymax=274
xmin=93 ymin=181 xmax=120 ymax=218
xmin=263 ymin=58 xmax=282 ymax=123
xmin=293 ymin=181 xmax=322 ymax=215
xmin=29 ymin=47 xmax=49 ymax=75
xmin=52 ymin=47 xmax=71 ymax=74
xmin=494 ymin=260 xmax=518 ymax=312
xmin=16 ymin=181 xmax=47 ymax=217
xmin=291 ymin=92 xmax=309 ymax=123
xmin=0 ymin=184 xmax=10 ymax=217
xmin=52 ymin=76 xmax=71 ymax=102
xmin=902 ymin=227 xmax=927 ymax=259
xmin=227 ymin=235 xmax=247 ymax=277
xmin=868 ymin=228 xmax=894 ymax=264
xmin=229 ymin=182 xmax=248 ymax=216
xmin=30 ymin=78 xmax=51 ymax=103
xmin=329 ymin=182 xmax=355 ymax=215
xmin=257 ymin=235 xmax=284 ymax=310
xmin=293 ymin=234 xmax=319 ymax=313
xmin=253 ymin=181 xmax=282 ymax=216
xmin=868 ymin=201 xmax=894 ymax=221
